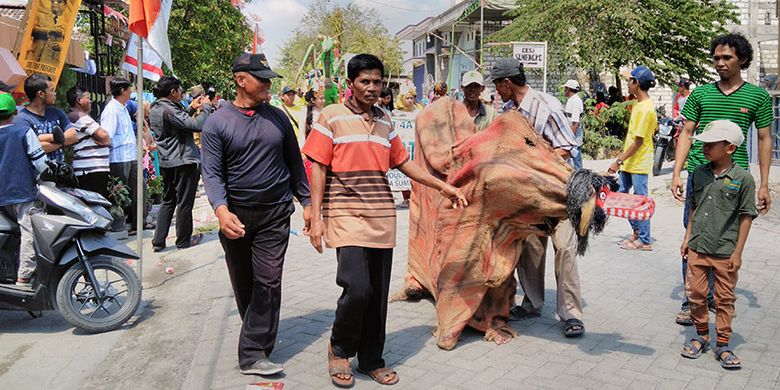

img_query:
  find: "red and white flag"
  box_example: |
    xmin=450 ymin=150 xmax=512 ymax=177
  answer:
xmin=128 ymin=0 xmax=174 ymax=72
xmin=122 ymin=34 xmax=165 ymax=81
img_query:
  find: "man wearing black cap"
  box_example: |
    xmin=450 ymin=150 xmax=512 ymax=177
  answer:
xmin=489 ymin=57 xmax=585 ymax=338
xmin=201 ymin=53 xmax=311 ymax=376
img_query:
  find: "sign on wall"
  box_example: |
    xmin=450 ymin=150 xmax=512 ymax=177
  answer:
xmin=511 ymin=41 xmax=548 ymax=92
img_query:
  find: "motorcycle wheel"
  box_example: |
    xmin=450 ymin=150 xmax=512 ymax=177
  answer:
xmin=56 ymin=257 xmax=141 ymax=333
xmin=653 ymin=145 xmax=666 ymax=176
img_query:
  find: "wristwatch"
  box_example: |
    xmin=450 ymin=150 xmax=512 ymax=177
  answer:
xmin=616 ymin=158 xmax=624 ymax=166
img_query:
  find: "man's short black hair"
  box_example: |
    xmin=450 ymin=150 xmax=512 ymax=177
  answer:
xmin=710 ymin=33 xmax=753 ymax=70
xmin=347 ymin=54 xmax=384 ymax=81
xmin=153 ymin=75 xmax=181 ymax=98
xmin=495 ymin=65 xmax=527 ymax=88
xmin=66 ymin=86 xmax=88 ymax=107
xmin=109 ymin=78 xmax=132 ymax=98
xmin=495 ymin=74 xmax=527 ymax=88
xmin=24 ymin=73 xmax=51 ymax=101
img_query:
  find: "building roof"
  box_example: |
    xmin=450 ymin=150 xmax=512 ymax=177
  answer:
xmin=396 ymin=0 xmax=518 ymax=41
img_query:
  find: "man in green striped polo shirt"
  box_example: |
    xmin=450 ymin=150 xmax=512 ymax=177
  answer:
xmin=671 ymin=33 xmax=773 ymax=326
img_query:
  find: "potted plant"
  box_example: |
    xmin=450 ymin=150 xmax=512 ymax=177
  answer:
xmin=148 ymin=175 xmax=163 ymax=205
xmin=106 ymin=175 xmax=131 ymax=231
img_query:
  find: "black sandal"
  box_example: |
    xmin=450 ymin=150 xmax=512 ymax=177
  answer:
xmin=681 ymin=336 xmax=709 ymax=359
xmin=507 ymin=306 xmax=541 ymax=321
xmin=564 ymin=318 xmax=585 ymax=338
xmin=714 ymin=346 xmax=741 ymax=369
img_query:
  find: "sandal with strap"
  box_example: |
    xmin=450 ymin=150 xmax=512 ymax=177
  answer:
xmin=681 ymin=336 xmax=710 ymax=359
xmin=508 ymin=306 xmax=541 ymax=322
xmin=714 ymin=346 xmax=742 ymax=369
xmin=357 ymin=366 xmax=399 ymax=386
xmin=619 ymin=239 xmax=652 ymax=251
xmin=675 ymin=309 xmax=693 ymax=326
xmin=328 ymin=344 xmax=354 ymax=388
xmin=563 ymin=318 xmax=585 ymax=338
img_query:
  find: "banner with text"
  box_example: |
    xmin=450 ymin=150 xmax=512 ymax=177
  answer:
xmin=17 ymin=0 xmax=83 ymax=86
xmin=387 ymin=112 xmax=416 ymax=191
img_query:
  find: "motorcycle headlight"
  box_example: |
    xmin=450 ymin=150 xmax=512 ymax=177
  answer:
xmin=659 ymin=125 xmax=673 ymax=136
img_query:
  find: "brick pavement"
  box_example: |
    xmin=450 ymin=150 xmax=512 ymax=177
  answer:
xmin=184 ymin=163 xmax=780 ymax=390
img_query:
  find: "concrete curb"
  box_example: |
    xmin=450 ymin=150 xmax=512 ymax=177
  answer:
xmin=180 ymin=260 xmax=233 ymax=390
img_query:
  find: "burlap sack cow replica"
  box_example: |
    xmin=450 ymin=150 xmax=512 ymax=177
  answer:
xmin=392 ymin=97 xmax=647 ymax=350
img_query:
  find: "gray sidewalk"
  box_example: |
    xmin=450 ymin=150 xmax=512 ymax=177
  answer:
xmin=183 ymin=160 xmax=780 ymax=390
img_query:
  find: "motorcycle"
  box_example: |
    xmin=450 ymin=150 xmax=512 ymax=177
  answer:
xmin=0 ymin=161 xmax=141 ymax=333
xmin=652 ymin=117 xmax=683 ymax=176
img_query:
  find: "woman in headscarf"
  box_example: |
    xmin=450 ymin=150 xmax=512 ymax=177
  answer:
xmin=393 ymin=88 xmax=422 ymax=115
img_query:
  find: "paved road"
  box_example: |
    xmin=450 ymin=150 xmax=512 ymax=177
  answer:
xmin=1 ymin=159 xmax=779 ymax=389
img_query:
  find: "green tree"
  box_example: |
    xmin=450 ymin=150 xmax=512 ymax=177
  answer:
xmin=167 ymin=0 xmax=252 ymax=96
xmin=276 ymin=0 xmax=403 ymax=91
xmin=491 ymin=0 xmax=740 ymax=86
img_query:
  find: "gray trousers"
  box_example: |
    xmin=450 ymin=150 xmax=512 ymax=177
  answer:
xmin=516 ymin=220 xmax=583 ymax=321
xmin=2 ymin=201 xmax=40 ymax=279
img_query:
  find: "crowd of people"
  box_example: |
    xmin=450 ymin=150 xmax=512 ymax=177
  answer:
xmin=0 ymin=30 xmax=774 ymax=385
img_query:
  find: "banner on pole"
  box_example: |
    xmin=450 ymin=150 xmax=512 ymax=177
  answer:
xmin=16 ymin=0 xmax=83 ymax=86
xmin=386 ymin=112 xmax=416 ymax=191
xmin=122 ymin=34 xmax=164 ymax=82
xmin=512 ymin=42 xmax=547 ymax=69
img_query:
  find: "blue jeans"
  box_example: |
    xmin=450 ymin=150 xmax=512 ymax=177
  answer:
xmin=681 ymin=174 xmax=714 ymax=309
xmin=617 ymin=172 xmax=651 ymax=244
xmin=572 ymin=147 xmax=583 ymax=170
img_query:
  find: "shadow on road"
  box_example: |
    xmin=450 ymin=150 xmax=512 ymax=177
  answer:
xmin=274 ymin=309 xmax=333 ymax=364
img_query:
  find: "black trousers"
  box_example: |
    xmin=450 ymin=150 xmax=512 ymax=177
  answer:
xmin=152 ymin=164 xmax=199 ymax=248
xmin=219 ymin=201 xmax=294 ymax=367
xmin=78 ymin=171 xmax=110 ymax=199
xmin=109 ymin=161 xmax=147 ymax=229
xmin=331 ymin=246 xmax=393 ymax=372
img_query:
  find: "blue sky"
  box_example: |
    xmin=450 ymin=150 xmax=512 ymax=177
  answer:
xmin=242 ymin=0 xmax=454 ymax=67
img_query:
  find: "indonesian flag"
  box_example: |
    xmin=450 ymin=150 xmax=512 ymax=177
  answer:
xmin=128 ymin=0 xmax=174 ymax=72
xmin=122 ymin=34 xmax=165 ymax=81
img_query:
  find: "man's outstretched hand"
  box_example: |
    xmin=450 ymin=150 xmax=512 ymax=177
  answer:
xmin=439 ymin=184 xmax=468 ymax=209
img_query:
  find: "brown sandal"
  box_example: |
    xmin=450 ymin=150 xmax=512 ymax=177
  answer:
xmin=327 ymin=344 xmax=354 ymax=388
xmin=357 ymin=366 xmax=399 ymax=386
xmin=619 ymin=239 xmax=652 ymax=251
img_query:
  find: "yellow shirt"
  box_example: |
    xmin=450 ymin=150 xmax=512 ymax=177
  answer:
xmin=621 ymin=98 xmax=657 ymax=174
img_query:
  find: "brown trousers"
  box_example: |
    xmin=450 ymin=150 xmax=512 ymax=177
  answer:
xmin=685 ymin=250 xmax=738 ymax=345
xmin=516 ymin=221 xmax=583 ymax=321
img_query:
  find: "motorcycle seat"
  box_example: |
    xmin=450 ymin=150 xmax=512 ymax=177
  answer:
xmin=0 ymin=213 xmax=20 ymax=233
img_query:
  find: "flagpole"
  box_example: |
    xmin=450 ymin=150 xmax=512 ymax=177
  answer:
xmin=135 ymin=36 xmax=144 ymax=288
xmin=480 ymin=0 xmax=484 ymax=66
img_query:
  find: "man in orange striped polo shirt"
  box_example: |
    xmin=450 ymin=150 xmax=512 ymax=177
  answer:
xmin=303 ymin=54 xmax=467 ymax=388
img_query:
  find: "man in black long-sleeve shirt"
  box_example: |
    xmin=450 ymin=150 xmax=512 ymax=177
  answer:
xmin=201 ymin=53 xmax=311 ymax=377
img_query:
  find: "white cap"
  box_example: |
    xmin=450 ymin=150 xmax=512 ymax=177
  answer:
xmin=461 ymin=70 xmax=484 ymax=87
xmin=563 ymin=79 xmax=580 ymax=91
xmin=692 ymin=120 xmax=744 ymax=147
